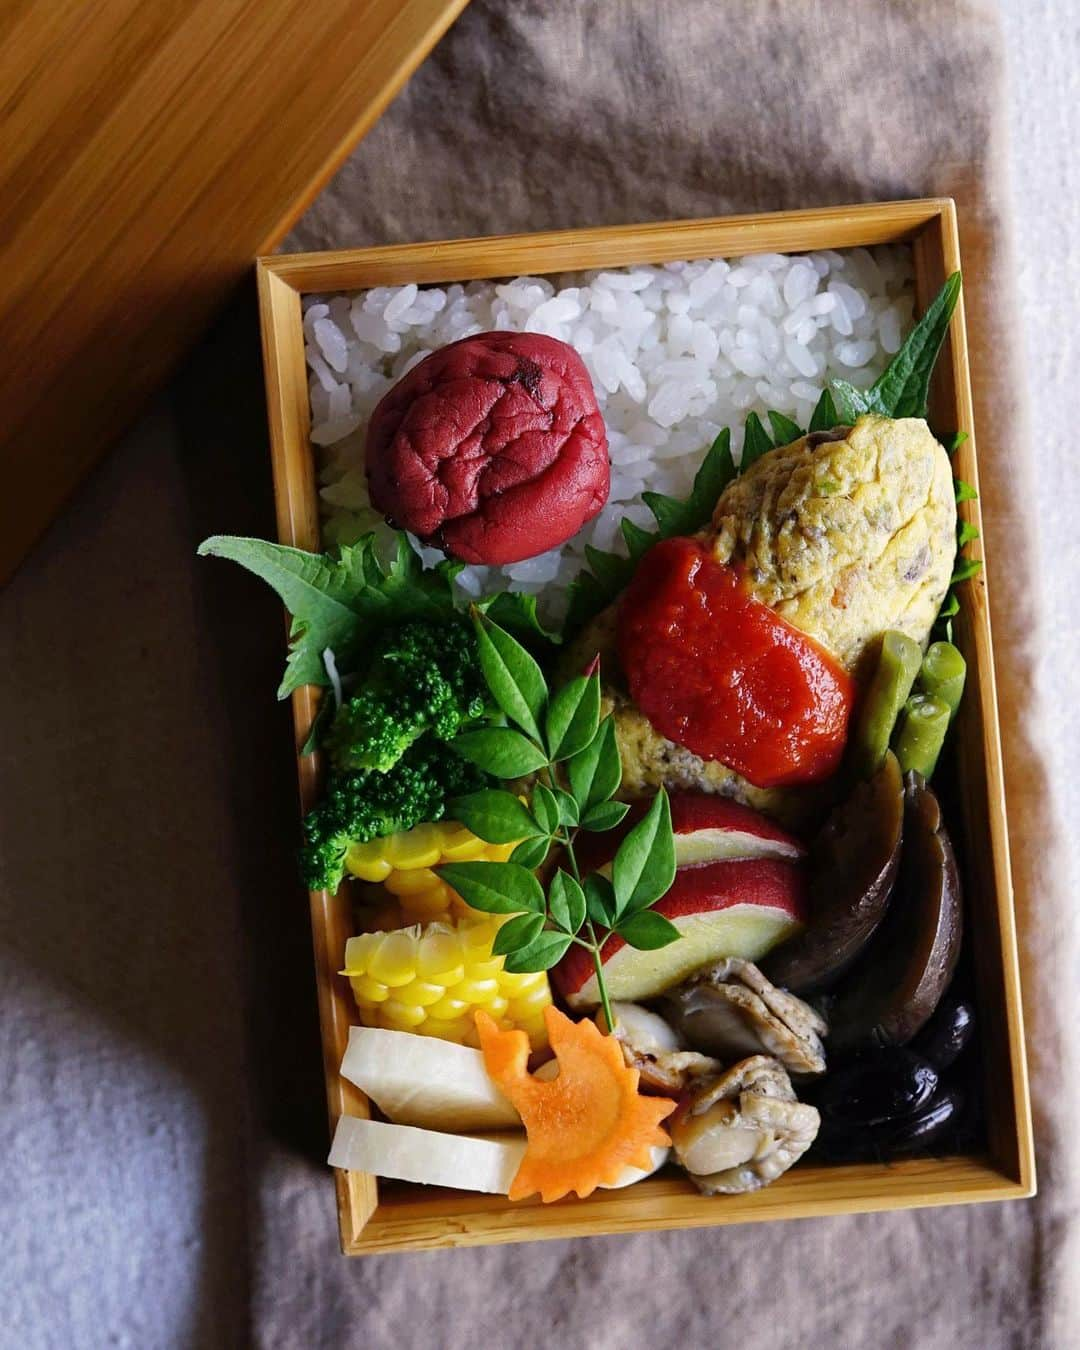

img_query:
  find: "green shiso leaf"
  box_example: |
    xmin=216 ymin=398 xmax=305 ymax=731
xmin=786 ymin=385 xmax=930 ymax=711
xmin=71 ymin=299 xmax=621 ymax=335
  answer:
xmin=767 ymin=410 xmax=804 ymax=448
xmin=808 ymin=388 xmax=840 ymax=433
xmin=196 ymin=534 xmax=459 ymax=698
xmin=866 ymin=272 xmax=962 ymax=419
xmin=740 ymin=411 xmax=773 ymax=472
xmin=951 ymin=557 xmax=983 ymax=585
xmin=945 ymin=430 xmax=969 ymax=454
xmin=831 ymin=272 xmax=962 ymax=425
xmin=475 ymin=590 xmax=561 ymax=645
xmin=563 ymin=428 xmax=737 ymax=632
xmin=957 ymin=520 xmax=980 ymax=548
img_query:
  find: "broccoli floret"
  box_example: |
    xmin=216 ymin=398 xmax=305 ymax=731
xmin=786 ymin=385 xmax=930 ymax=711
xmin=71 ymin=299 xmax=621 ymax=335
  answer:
xmin=324 ymin=619 xmax=488 ymax=773
xmin=300 ymin=739 xmax=488 ymax=892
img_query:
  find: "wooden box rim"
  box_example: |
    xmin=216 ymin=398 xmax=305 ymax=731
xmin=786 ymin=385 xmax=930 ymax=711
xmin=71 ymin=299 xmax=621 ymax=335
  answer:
xmin=256 ymin=199 xmax=1035 ymax=1255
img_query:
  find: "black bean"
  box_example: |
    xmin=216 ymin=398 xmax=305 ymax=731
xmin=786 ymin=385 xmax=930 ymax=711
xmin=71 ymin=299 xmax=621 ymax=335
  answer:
xmin=911 ymin=996 xmax=976 ymax=1071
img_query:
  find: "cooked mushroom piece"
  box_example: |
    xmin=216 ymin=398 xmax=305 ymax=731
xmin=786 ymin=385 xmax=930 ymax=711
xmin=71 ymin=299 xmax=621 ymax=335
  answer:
xmin=824 ymin=772 xmax=962 ymax=1053
xmin=669 ymin=1056 xmax=820 ymax=1194
xmin=762 ymin=750 xmax=904 ymax=993
xmin=599 ymin=1002 xmax=722 ymax=1095
xmin=661 ymin=957 xmax=828 ymax=1075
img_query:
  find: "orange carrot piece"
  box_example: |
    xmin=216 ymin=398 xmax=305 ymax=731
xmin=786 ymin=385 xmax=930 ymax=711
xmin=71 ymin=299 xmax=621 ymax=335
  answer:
xmin=475 ymin=1005 xmax=675 ymax=1202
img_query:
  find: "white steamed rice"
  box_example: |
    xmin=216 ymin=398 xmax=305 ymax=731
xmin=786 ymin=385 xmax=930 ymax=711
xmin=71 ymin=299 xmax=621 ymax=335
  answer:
xmin=303 ymin=247 xmax=914 ymax=625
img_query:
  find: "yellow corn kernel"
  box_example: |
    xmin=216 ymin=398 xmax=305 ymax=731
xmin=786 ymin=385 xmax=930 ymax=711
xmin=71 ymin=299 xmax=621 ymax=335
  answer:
xmin=438 ymin=826 xmax=488 ymax=861
xmin=452 ymin=977 xmax=499 ymax=1005
xmin=426 ymin=994 xmax=471 ymax=1021
xmin=397 ymin=889 xmax=454 ymax=924
xmin=431 ymin=1017 xmax=475 ymax=1044
xmin=508 ymin=981 xmax=555 ymax=1018
xmin=348 ymin=974 xmax=390 ymax=1004
xmin=383 ymin=866 xmax=441 ymax=897
xmin=416 ymin=930 xmax=465 ymax=985
xmin=461 ymin=954 xmax=502 ymax=982
xmin=344 ymin=841 xmax=394 ymax=883
xmin=344 ymin=914 xmax=553 ymax=1050
xmin=379 ymin=1000 xmax=428 ymax=1030
xmin=496 ymin=968 xmax=548 ymax=996
xmin=366 ymin=931 xmax=420 ymax=988
xmin=383 ymin=824 xmax=443 ymax=870
xmin=341 ymin=933 xmax=380 ymax=973
xmin=392 ymin=980 xmax=445 ymax=1008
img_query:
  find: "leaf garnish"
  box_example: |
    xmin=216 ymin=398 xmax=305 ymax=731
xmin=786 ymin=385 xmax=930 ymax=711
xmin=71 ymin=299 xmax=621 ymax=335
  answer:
xmin=808 ymin=387 xmax=840 ymax=433
xmin=768 ymin=410 xmax=804 ymax=447
xmin=741 ymin=411 xmax=774 ymax=472
xmin=441 ymin=616 xmax=678 ymax=1029
xmin=564 ymin=427 xmax=738 ymax=631
xmin=831 ymin=273 xmax=962 ymax=423
xmin=472 ymin=615 xmax=548 ymax=743
xmin=611 ymin=790 xmax=676 ymax=920
xmin=197 ymin=535 xmax=459 ymax=698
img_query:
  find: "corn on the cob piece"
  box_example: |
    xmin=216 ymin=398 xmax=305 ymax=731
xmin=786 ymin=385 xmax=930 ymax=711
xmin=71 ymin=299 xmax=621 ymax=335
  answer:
xmin=342 ymin=917 xmax=552 ymax=1051
xmin=344 ymin=821 xmax=517 ymax=923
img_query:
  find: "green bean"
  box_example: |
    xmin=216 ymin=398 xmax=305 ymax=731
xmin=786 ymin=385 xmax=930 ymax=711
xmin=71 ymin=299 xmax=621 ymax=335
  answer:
xmin=894 ymin=693 xmax=951 ymax=779
xmin=919 ymin=641 xmax=966 ymax=718
xmin=852 ymin=630 xmax=923 ymax=779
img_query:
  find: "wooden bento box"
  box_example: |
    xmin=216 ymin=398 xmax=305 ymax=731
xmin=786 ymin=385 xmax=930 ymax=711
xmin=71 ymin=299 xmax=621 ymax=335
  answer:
xmin=256 ymin=199 xmax=1034 ymax=1255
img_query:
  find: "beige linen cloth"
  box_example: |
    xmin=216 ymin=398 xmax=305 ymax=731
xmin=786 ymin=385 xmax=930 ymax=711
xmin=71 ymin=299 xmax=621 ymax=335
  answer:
xmin=0 ymin=3 xmax=1074 ymax=1348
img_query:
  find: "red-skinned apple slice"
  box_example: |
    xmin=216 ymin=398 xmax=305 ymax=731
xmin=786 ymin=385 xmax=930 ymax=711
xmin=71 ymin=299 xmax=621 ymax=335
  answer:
xmin=553 ymin=858 xmax=808 ymax=1009
xmin=574 ymin=794 xmax=805 ymax=877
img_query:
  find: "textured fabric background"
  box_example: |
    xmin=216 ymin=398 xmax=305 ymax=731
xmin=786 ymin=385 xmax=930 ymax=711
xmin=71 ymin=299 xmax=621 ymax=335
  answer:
xmin=1 ymin=2 xmax=1076 ymax=1348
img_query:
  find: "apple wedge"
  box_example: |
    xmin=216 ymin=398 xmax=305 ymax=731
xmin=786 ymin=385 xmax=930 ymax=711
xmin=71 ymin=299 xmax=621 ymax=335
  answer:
xmin=554 ymin=858 xmax=808 ymax=1009
xmin=575 ymin=794 xmax=805 ymax=876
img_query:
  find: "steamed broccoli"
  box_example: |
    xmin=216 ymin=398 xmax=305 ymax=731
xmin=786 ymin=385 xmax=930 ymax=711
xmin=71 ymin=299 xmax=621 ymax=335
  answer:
xmin=324 ymin=619 xmax=488 ymax=773
xmin=300 ymin=740 xmax=488 ymax=892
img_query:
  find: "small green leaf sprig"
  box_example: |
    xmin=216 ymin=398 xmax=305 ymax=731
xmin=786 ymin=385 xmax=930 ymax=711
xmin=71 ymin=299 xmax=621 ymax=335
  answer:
xmin=438 ymin=613 xmax=679 ymax=1033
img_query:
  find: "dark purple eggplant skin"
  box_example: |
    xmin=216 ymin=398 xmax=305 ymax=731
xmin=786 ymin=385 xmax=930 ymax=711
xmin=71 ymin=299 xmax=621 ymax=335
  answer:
xmin=823 ymin=772 xmax=963 ymax=1054
xmin=762 ymin=752 xmax=904 ymax=994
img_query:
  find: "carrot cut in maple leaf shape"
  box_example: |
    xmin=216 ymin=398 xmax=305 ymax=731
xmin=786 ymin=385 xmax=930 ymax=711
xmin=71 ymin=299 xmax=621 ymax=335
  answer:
xmin=475 ymin=1005 xmax=675 ymax=1203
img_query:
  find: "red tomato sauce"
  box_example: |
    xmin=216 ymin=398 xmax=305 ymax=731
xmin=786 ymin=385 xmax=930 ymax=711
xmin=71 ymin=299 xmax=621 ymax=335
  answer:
xmin=617 ymin=537 xmax=853 ymax=788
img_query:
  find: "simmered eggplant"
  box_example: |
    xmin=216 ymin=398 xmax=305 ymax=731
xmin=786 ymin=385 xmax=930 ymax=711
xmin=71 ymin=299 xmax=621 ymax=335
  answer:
xmin=824 ymin=772 xmax=962 ymax=1053
xmin=762 ymin=751 xmax=904 ymax=993
xmin=911 ymin=994 xmax=975 ymax=1071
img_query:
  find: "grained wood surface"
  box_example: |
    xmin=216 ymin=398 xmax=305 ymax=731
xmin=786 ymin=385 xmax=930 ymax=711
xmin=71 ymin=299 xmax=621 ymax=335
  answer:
xmin=0 ymin=0 xmax=468 ymax=584
xmin=257 ymin=203 xmax=1035 ymax=1253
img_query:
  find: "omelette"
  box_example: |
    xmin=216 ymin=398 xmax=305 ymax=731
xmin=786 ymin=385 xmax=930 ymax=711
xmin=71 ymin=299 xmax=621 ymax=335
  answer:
xmin=570 ymin=415 xmax=957 ymax=817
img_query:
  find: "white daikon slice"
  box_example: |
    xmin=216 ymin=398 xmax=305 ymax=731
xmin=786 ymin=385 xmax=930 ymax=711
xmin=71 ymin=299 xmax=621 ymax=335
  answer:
xmin=340 ymin=1026 xmax=520 ymax=1131
xmin=327 ymin=1116 xmax=526 ymax=1194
